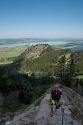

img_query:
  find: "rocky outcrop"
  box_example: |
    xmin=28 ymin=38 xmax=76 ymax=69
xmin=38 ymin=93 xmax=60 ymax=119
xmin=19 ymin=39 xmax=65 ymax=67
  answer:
xmin=14 ymin=44 xmax=52 ymax=63
xmin=63 ymin=86 xmax=83 ymax=124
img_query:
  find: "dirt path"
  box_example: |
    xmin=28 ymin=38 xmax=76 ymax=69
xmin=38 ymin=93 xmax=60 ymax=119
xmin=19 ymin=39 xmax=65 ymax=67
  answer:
xmin=11 ymin=89 xmax=81 ymax=125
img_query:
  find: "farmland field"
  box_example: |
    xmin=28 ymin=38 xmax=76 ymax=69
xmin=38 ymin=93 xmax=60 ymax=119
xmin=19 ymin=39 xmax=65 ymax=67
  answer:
xmin=0 ymin=46 xmax=28 ymax=65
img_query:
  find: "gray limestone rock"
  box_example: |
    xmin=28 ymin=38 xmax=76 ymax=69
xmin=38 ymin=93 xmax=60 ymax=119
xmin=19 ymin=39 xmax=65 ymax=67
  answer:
xmin=10 ymin=88 xmax=82 ymax=125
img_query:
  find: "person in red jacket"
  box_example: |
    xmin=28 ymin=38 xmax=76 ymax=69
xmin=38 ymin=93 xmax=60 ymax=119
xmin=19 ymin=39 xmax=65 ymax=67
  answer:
xmin=50 ymin=84 xmax=62 ymax=117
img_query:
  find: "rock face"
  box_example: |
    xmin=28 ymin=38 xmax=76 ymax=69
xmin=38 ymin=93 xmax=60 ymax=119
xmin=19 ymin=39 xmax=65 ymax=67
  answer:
xmin=63 ymin=86 xmax=83 ymax=124
xmin=10 ymin=87 xmax=82 ymax=125
xmin=14 ymin=44 xmax=52 ymax=63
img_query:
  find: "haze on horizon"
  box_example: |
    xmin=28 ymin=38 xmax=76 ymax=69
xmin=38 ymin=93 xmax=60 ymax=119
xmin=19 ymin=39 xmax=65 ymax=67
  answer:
xmin=0 ymin=0 xmax=83 ymax=39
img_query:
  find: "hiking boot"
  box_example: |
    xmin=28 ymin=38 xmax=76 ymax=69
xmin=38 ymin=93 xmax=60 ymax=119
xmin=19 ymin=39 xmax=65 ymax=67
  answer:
xmin=50 ymin=111 xmax=53 ymax=117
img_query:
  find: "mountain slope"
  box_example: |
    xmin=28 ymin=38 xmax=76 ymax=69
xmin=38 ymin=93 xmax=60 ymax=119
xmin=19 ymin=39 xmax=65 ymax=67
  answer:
xmin=0 ymin=44 xmax=83 ymax=125
xmin=13 ymin=44 xmax=83 ymax=75
xmin=13 ymin=44 xmax=71 ymax=75
xmin=14 ymin=44 xmax=53 ymax=63
xmin=72 ymin=50 xmax=83 ymax=75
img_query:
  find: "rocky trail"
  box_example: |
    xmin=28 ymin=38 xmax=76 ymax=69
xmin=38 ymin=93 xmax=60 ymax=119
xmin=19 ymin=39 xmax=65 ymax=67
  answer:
xmin=10 ymin=88 xmax=82 ymax=125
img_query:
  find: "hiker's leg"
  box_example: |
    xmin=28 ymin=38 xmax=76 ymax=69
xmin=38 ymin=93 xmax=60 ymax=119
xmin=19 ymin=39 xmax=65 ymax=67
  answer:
xmin=50 ymin=105 xmax=53 ymax=112
xmin=56 ymin=100 xmax=61 ymax=109
xmin=55 ymin=100 xmax=58 ymax=108
xmin=50 ymin=103 xmax=53 ymax=117
xmin=50 ymin=100 xmax=54 ymax=112
xmin=50 ymin=105 xmax=53 ymax=117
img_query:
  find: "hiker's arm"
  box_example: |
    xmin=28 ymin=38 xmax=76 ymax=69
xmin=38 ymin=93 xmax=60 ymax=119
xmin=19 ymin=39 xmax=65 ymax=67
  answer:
xmin=60 ymin=95 xmax=62 ymax=102
xmin=50 ymin=94 xmax=52 ymax=101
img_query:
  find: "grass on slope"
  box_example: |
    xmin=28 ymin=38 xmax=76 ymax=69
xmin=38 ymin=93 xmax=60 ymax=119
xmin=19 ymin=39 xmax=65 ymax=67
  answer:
xmin=76 ymin=75 xmax=83 ymax=79
xmin=0 ymin=46 xmax=28 ymax=65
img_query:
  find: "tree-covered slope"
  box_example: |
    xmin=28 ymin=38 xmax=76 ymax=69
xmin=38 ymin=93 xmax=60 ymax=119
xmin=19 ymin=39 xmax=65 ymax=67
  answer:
xmin=12 ymin=44 xmax=83 ymax=77
xmin=72 ymin=50 xmax=83 ymax=75
xmin=13 ymin=44 xmax=71 ymax=76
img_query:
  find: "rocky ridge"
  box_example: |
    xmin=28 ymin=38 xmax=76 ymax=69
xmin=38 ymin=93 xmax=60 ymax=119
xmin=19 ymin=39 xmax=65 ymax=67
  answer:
xmin=14 ymin=44 xmax=52 ymax=63
xmin=10 ymin=87 xmax=82 ymax=125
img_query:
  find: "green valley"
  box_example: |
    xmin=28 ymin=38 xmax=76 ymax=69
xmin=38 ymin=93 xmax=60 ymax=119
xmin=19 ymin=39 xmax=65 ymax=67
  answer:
xmin=0 ymin=46 xmax=28 ymax=65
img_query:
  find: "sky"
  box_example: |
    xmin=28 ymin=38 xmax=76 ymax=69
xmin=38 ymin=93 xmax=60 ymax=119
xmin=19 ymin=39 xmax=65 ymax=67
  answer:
xmin=0 ymin=0 xmax=83 ymax=38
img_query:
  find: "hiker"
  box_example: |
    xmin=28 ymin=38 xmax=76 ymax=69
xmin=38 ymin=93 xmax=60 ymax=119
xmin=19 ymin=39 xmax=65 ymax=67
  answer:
xmin=50 ymin=84 xmax=62 ymax=117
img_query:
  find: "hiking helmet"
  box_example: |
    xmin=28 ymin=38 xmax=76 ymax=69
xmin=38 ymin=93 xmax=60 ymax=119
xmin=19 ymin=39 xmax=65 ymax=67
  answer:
xmin=54 ymin=84 xmax=59 ymax=89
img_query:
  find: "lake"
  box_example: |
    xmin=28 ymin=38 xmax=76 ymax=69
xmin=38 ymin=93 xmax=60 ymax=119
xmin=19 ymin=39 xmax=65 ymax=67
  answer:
xmin=0 ymin=40 xmax=69 ymax=48
xmin=0 ymin=39 xmax=83 ymax=51
xmin=71 ymin=46 xmax=83 ymax=50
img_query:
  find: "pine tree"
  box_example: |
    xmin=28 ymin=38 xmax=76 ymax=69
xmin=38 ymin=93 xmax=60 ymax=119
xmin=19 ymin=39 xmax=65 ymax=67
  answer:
xmin=58 ymin=53 xmax=76 ymax=87
xmin=66 ymin=53 xmax=76 ymax=87
xmin=58 ymin=55 xmax=66 ymax=83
